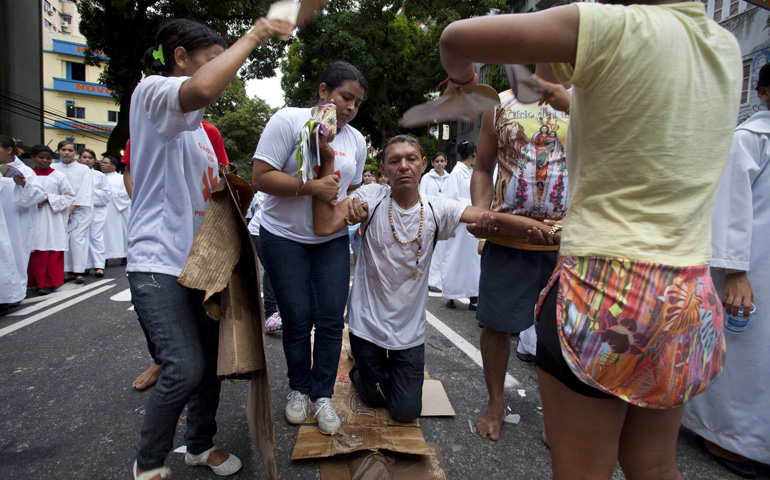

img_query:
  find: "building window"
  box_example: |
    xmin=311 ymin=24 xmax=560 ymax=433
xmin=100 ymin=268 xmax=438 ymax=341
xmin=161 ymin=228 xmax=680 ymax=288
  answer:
xmin=741 ymin=59 xmax=752 ymax=104
xmin=66 ymin=105 xmax=86 ymax=119
xmin=44 ymin=1 xmax=52 ymax=13
xmin=713 ymin=0 xmax=723 ymax=20
xmin=66 ymin=62 xmax=86 ymax=82
xmin=44 ymin=19 xmax=52 ymax=30
xmin=108 ymin=110 xmax=119 ymax=122
xmin=729 ymin=0 xmax=740 ymax=16
xmin=75 ymin=144 xmax=86 ymax=154
xmin=61 ymin=14 xmax=72 ymax=25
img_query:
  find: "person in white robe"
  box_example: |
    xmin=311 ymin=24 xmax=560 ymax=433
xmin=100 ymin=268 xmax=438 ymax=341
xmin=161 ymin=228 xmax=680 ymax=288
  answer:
xmin=52 ymin=141 xmax=93 ymax=283
xmin=682 ymin=67 xmax=770 ymax=477
xmin=420 ymin=152 xmax=450 ymax=290
xmin=79 ymin=149 xmax=110 ymax=276
xmin=440 ymin=141 xmax=480 ymax=309
xmin=27 ymin=145 xmax=76 ymax=294
xmin=0 ymin=180 xmax=21 ymax=314
xmin=100 ymin=156 xmax=130 ymax=262
xmin=0 ymin=136 xmax=47 ymax=309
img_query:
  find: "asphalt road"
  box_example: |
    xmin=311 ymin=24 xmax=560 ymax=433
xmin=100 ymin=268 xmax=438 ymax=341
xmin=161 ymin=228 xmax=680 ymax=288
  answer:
xmin=0 ymin=263 xmax=767 ymax=479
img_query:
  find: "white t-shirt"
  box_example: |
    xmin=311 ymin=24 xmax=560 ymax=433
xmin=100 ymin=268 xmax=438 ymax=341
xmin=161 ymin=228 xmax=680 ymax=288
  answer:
xmin=127 ymin=75 xmax=220 ymax=277
xmin=347 ymin=184 xmax=466 ymax=350
xmin=246 ymin=191 xmax=267 ymax=236
xmin=254 ymin=107 xmax=366 ymax=244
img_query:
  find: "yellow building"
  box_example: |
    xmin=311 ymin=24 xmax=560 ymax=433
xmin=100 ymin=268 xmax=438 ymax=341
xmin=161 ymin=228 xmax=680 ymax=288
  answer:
xmin=42 ymin=0 xmax=116 ymax=155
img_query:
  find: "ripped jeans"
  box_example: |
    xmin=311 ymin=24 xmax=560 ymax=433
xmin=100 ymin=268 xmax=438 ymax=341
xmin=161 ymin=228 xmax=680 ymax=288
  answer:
xmin=128 ymin=272 xmax=221 ymax=470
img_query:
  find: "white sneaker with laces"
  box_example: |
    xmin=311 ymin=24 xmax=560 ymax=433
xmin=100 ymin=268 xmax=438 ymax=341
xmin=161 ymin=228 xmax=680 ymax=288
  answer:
xmin=285 ymin=390 xmax=309 ymax=424
xmin=311 ymin=397 xmax=341 ymax=435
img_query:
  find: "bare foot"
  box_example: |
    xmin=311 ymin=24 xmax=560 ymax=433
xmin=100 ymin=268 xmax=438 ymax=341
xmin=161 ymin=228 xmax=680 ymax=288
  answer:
xmin=704 ymin=438 xmax=749 ymax=462
xmin=476 ymin=406 xmax=506 ymax=440
xmin=132 ymin=364 xmax=161 ymax=391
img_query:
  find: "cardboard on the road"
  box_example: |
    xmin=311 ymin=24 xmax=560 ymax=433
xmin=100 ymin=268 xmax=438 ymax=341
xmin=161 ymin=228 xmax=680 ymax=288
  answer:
xmin=178 ymin=174 xmax=277 ymax=479
xmin=291 ymin=424 xmax=433 ymax=460
xmin=318 ymin=443 xmax=449 ymax=480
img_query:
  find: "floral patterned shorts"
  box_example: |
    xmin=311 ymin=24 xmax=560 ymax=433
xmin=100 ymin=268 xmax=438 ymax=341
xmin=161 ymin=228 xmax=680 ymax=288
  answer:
xmin=535 ymin=256 xmax=726 ymax=409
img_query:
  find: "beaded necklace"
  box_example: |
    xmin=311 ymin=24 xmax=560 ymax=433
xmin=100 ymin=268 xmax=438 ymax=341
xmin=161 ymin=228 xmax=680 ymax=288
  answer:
xmin=388 ymin=193 xmax=424 ymax=280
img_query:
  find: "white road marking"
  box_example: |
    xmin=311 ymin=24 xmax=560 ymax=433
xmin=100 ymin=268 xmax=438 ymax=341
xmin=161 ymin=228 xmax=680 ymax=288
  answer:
xmin=0 ymin=285 xmax=117 ymax=338
xmin=110 ymin=288 xmax=131 ymax=302
xmin=425 ymin=311 xmax=520 ymax=388
xmin=9 ymin=279 xmax=116 ymax=317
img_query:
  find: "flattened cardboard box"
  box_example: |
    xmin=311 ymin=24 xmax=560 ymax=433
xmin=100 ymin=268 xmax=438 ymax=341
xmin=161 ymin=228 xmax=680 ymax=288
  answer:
xmin=319 ymin=443 xmax=449 ymax=480
xmin=291 ymin=424 xmax=434 ymax=460
xmin=178 ymin=174 xmax=277 ymax=479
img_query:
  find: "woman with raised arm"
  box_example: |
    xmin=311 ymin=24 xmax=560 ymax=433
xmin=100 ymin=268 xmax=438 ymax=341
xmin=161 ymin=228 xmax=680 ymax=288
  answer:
xmin=441 ymin=2 xmax=741 ymax=479
xmin=126 ymin=17 xmax=292 ymax=480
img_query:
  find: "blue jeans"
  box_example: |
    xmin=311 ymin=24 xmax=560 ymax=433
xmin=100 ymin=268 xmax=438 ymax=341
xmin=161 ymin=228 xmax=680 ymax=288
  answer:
xmin=349 ymin=333 xmax=425 ymax=422
xmin=251 ymin=234 xmax=277 ymax=317
xmin=259 ymin=227 xmax=349 ymax=401
xmin=129 ymin=272 xmax=221 ymax=470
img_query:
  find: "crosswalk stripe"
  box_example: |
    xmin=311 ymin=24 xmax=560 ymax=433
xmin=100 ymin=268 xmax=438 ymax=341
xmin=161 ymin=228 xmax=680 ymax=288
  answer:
xmin=8 ymin=279 xmax=116 ymax=317
xmin=426 ymin=310 xmax=520 ymax=388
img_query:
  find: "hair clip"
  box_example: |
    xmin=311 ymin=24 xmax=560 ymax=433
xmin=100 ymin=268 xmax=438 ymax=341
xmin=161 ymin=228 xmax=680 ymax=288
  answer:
xmin=152 ymin=45 xmax=165 ymax=66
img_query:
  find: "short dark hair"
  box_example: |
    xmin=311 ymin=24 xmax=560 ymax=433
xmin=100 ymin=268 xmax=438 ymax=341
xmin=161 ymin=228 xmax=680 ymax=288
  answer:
xmin=431 ymin=151 xmax=447 ymax=162
xmin=31 ymin=144 xmax=54 ymax=157
xmin=81 ymin=148 xmax=97 ymax=159
xmin=57 ymin=139 xmax=75 ymax=150
xmin=381 ymin=135 xmax=423 ymax=164
xmin=315 ymin=61 xmax=368 ymax=103
xmin=103 ymin=155 xmax=120 ymax=169
xmin=143 ymin=19 xmax=227 ymax=76
xmin=363 ymin=168 xmax=372 ymax=174
xmin=457 ymin=140 xmax=476 ymax=159
xmin=757 ymin=63 xmax=770 ymax=90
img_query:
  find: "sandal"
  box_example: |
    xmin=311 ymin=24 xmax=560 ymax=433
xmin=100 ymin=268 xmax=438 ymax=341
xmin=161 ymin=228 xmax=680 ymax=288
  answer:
xmin=185 ymin=447 xmax=242 ymax=476
xmin=133 ymin=461 xmax=171 ymax=480
xmin=95 ymin=269 xmax=104 ymax=278
xmin=74 ymin=276 xmax=85 ymax=284
xmin=63 ymin=274 xmax=76 ymax=283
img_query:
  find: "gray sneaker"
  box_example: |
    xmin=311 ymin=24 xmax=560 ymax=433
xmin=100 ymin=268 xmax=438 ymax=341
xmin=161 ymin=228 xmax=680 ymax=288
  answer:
xmin=285 ymin=390 xmax=309 ymax=424
xmin=311 ymin=397 xmax=341 ymax=435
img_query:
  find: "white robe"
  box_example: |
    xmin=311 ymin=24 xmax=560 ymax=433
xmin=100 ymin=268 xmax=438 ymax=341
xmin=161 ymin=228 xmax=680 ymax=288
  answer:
xmin=440 ymin=162 xmax=480 ymax=299
xmin=0 ymin=182 xmax=22 ymax=304
xmin=102 ymin=172 xmax=130 ymax=260
xmin=0 ymin=158 xmax=46 ymax=303
xmin=30 ymin=170 xmax=75 ymax=252
xmin=86 ymin=169 xmax=110 ymax=269
xmin=682 ymin=111 xmax=770 ymax=463
xmin=420 ymin=168 xmax=450 ymax=288
xmin=52 ymin=161 xmax=93 ymax=272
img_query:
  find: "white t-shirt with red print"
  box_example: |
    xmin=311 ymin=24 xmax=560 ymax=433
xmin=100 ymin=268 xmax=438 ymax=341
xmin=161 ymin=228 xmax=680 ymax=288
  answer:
xmin=254 ymin=107 xmax=366 ymax=244
xmin=127 ymin=75 xmax=219 ymax=276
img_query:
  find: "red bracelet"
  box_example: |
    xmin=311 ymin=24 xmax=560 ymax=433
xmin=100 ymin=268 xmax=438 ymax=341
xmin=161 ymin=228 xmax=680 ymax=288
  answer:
xmin=438 ymin=69 xmax=476 ymax=89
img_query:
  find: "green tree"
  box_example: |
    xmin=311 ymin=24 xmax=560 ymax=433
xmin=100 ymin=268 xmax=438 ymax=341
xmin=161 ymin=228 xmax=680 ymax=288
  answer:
xmin=280 ymin=0 xmax=512 ymax=150
xmin=77 ymin=0 xmax=286 ymax=157
xmin=205 ymin=78 xmax=274 ymax=180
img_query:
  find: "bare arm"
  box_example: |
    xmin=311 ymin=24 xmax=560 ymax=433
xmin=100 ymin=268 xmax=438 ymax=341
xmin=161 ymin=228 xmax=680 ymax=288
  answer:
xmin=179 ymin=19 xmax=293 ymax=113
xmin=251 ymin=158 xmax=340 ymax=203
xmin=471 ymin=108 xmax=497 ymax=210
xmin=461 ymin=206 xmax=548 ymax=239
xmin=440 ymin=6 xmax=579 ymax=86
xmin=124 ymin=164 xmax=132 ymax=198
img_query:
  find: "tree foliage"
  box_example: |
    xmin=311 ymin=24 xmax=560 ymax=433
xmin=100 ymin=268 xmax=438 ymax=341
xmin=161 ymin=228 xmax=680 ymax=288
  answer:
xmin=77 ymin=0 xmax=286 ymax=157
xmin=280 ymin=0 xmax=513 ymax=150
xmin=205 ymin=77 xmax=274 ymax=180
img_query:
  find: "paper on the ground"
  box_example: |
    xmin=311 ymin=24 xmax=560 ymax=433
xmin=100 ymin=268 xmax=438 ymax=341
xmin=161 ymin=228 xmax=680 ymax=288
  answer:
xmin=505 ymin=64 xmax=549 ymax=104
xmin=517 ymin=389 xmax=526 ymax=397
xmin=503 ymin=414 xmax=521 ymax=425
xmin=399 ymin=84 xmax=500 ymax=128
xmin=174 ymin=445 xmax=187 ymax=453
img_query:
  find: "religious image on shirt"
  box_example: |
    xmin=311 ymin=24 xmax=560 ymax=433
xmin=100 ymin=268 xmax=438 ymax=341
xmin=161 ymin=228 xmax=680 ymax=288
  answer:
xmin=493 ymin=92 xmax=569 ymax=219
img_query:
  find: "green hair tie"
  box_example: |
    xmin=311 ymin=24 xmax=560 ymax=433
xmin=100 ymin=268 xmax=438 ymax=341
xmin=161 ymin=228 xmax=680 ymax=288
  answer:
xmin=152 ymin=45 xmax=165 ymax=66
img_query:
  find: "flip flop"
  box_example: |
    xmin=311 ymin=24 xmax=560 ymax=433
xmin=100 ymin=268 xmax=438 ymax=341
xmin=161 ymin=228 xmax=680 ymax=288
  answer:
xmin=75 ymin=276 xmax=85 ymax=284
xmin=95 ymin=269 xmax=104 ymax=277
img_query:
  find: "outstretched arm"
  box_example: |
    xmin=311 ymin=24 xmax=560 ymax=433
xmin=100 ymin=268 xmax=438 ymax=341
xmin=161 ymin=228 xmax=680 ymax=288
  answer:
xmin=440 ymin=6 xmax=579 ymax=89
xmin=461 ymin=206 xmax=548 ymax=239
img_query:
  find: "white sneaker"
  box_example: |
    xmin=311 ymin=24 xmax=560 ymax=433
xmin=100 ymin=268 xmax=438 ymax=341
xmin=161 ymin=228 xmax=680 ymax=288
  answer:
xmin=311 ymin=397 xmax=341 ymax=435
xmin=285 ymin=390 xmax=309 ymax=424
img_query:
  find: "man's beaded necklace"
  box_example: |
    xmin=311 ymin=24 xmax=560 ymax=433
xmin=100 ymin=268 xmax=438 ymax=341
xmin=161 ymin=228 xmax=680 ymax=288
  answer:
xmin=388 ymin=193 xmax=424 ymax=280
